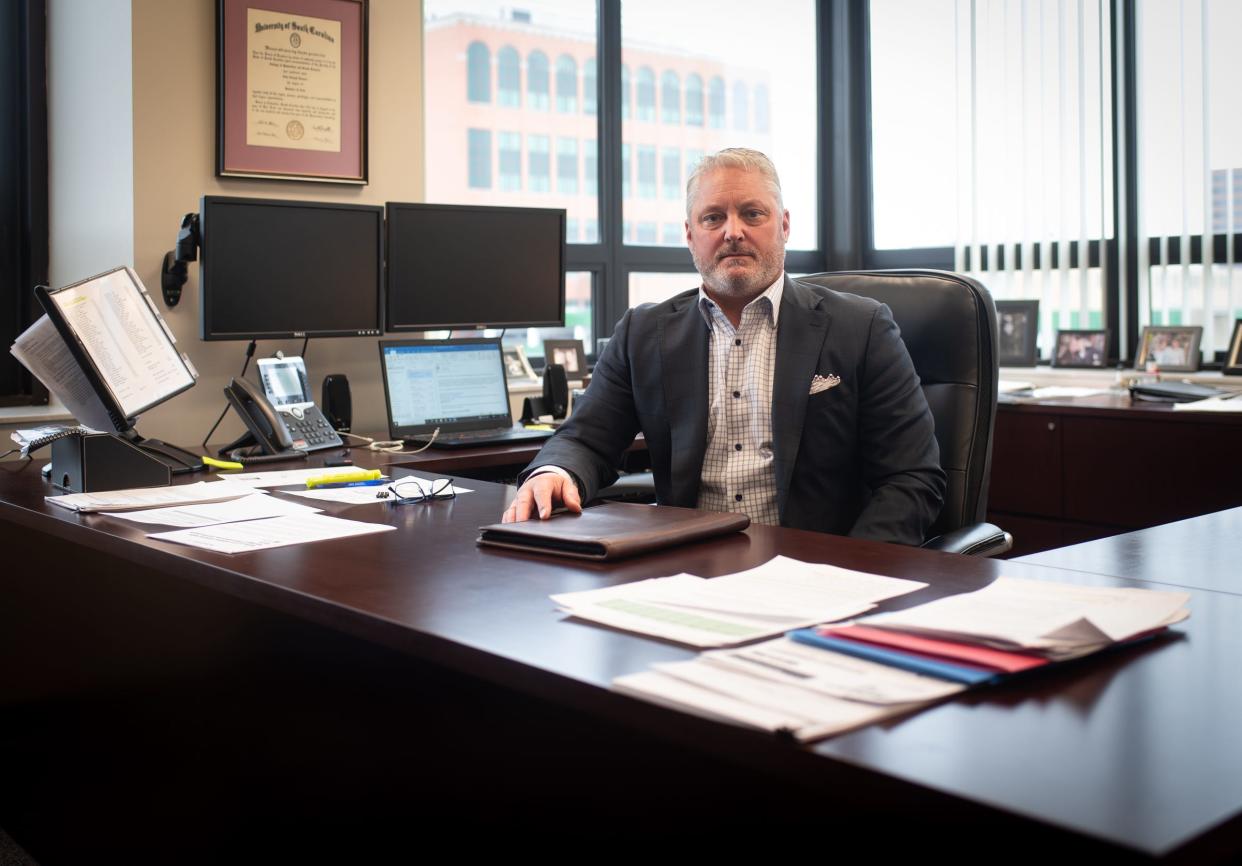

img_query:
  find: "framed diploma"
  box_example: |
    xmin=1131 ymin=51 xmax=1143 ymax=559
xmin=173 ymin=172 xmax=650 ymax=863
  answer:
xmin=217 ymin=0 xmax=368 ymax=183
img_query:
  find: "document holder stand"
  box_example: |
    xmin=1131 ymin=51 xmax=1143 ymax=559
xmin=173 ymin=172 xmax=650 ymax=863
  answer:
xmin=51 ymin=432 xmax=172 ymax=493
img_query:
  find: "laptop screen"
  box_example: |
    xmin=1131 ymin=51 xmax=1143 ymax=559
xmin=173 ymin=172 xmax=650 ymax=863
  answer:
xmin=379 ymin=338 xmax=513 ymax=438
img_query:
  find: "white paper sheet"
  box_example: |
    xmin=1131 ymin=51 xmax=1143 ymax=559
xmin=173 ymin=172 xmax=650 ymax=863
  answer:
xmin=282 ymin=475 xmax=472 ymax=505
xmin=148 ymin=512 xmax=395 ymax=554
xmin=1172 ymin=396 xmax=1242 ymax=412
xmin=46 ymin=480 xmax=256 ymax=513
xmin=105 ymin=492 xmax=320 ymax=528
xmin=10 ymin=315 xmax=115 ymax=431
xmin=864 ymin=576 xmax=1190 ymax=651
xmin=550 ymin=556 xmax=925 ymax=648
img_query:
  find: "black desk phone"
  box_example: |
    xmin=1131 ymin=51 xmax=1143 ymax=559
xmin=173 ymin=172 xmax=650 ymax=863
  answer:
xmin=223 ymin=356 xmax=343 ymax=455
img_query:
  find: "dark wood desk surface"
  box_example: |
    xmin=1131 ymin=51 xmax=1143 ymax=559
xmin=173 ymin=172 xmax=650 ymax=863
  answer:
xmin=1 ymin=454 xmax=1239 ymax=860
xmin=1014 ymin=505 xmax=1242 ymax=596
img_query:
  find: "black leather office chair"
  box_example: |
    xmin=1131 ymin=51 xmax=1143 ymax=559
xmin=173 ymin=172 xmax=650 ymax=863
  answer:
xmin=598 ymin=269 xmax=1011 ymax=556
xmin=797 ymin=270 xmax=1010 ymax=556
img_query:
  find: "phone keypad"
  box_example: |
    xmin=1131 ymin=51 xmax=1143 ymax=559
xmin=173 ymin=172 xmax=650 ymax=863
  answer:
xmin=279 ymin=407 xmax=344 ymax=452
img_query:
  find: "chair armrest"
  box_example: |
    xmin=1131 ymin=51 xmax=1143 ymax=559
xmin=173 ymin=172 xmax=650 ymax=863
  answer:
xmin=921 ymin=522 xmax=1013 ymax=557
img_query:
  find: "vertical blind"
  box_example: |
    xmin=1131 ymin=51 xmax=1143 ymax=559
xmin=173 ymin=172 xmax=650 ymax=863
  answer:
xmin=952 ymin=0 xmax=1113 ymax=359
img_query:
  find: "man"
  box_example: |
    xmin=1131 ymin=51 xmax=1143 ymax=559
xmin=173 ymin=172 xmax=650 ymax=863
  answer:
xmin=503 ymin=148 xmax=945 ymax=546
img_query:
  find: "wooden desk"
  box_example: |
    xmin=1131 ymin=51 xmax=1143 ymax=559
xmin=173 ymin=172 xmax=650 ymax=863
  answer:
xmin=1 ymin=456 xmax=1239 ymax=861
xmin=991 ymin=391 xmax=1242 ymax=556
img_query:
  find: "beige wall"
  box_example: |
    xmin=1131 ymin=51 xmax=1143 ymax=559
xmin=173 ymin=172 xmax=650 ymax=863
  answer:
xmin=47 ymin=0 xmax=424 ymax=448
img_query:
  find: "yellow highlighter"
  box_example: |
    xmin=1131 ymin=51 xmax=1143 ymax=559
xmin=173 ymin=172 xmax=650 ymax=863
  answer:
xmin=306 ymin=468 xmax=383 ymax=489
xmin=202 ymin=456 xmax=245 ymax=470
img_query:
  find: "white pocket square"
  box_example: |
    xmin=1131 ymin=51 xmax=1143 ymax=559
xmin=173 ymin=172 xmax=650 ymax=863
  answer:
xmin=809 ymin=373 xmax=842 ymax=395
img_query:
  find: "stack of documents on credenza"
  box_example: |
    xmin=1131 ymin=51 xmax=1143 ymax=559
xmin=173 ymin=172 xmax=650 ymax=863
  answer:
xmin=613 ymin=576 xmax=1189 ymax=742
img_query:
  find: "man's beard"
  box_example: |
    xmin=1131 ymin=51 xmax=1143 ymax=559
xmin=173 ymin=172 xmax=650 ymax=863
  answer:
xmin=692 ymin=240 xmax=785 ymax=298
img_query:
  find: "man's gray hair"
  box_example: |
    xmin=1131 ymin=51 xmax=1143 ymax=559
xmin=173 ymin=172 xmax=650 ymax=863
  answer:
xmin=685 ymin=147 xmax=784 ymax=218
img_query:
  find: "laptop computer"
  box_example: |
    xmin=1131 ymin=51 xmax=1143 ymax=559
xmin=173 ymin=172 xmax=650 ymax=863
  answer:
xmin=378 ymin=337 xmax=554 ymax=449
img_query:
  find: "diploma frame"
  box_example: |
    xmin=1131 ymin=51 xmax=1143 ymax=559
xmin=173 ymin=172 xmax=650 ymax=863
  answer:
xmin=216 ymin=0 xmax=368 ymax=184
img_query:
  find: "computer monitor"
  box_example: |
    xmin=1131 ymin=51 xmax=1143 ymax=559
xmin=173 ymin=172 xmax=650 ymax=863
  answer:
xmin=199 ymin=196 xmax=384 ymax=341
xmin=384 ymin=202 xmax=565 ymax=331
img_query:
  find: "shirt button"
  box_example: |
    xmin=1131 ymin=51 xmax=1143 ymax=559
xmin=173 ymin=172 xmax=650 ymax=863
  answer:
xmin=734 ymin=443 xmax=742 ymax=451
xmin=732 ymin=390 xmax=740 ymax=398
xmin=734 ymin=338 xmax=742 ymax=346
xmin=734 ymin=494 xmax=743 ymax=502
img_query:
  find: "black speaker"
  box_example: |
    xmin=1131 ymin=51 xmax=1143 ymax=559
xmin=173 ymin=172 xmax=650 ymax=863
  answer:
xmin=322 ymin=374 xmax=351 ymax=432
xmin=542 ymin=363 xmax=569 ymax=419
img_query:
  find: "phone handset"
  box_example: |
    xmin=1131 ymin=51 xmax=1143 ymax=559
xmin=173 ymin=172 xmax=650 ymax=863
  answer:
xmin=223 ymin=376 xmax=297 ymax=454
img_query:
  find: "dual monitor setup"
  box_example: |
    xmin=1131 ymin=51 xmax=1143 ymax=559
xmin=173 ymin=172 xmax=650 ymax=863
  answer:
xmin=197 ymin=196 xmax=566 ymax=340
xmin=196 ymin=196 xmax=571 ymax=459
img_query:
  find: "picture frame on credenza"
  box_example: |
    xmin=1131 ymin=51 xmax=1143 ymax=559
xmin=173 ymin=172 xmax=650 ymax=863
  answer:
xmin=996 ymin=300 xmax=1040 ymax=367
xmin=1224 ymin=320 xmax=1242 ymax=377
xmin=1135 ymin=325 xmax=1203 ymax=373
xmin=542 ymin=339 xmax=587 ymax=378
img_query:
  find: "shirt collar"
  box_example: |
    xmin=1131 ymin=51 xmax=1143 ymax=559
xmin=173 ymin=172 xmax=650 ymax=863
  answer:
xmin=697 ymin=272 xmax=785 ymax=329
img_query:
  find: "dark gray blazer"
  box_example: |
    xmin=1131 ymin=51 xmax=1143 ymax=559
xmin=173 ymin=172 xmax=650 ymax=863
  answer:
xmin=522 ymin=276 xmax=946 ymax=546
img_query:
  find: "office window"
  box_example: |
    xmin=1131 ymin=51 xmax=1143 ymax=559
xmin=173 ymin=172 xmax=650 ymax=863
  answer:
xmin=498 ymin=131 xmax=521 ymax=191
xmin=637 ymin=145 xmax=657 ymax=199
xmin=557 ymin=137 xmax=578 ymax=195
xmin=732 ymin=81 xmax=748 ymax=130
xmin=636 ymin=222 xmax=658 ymax=244
xmin=583 ymin=57 xmax=597 ymax=115
xmin=467 ymin=128 xmax=492 ymax=189
xmin=869 ymin=0 xmax=1111 ymax=359
xmin=529 ymin=134 xmax=551 ymax=192
xmin=685 ymin=148 xmax=705 ymax=181
xmin=754 ymin=84 xmax=770 ymax=133
xmin=660 ymin=70 xmax=680 ymax=124
xmin=528 ymin=50 xmax=550 ymax=110
xmin=662 ymin=147 xmax=681 ymax=201
xmin=621 ymin=64 xmax=631 ymax=120
xmin=556 ymin=54 xmax=578 ymax=113
xmin=1137 ymin=0 xmax=1242 ymax=355
xmin=623 ymin=0 xmax=818 ymax=253
xmin=584 ymin=218 xmax=599 ymax=244
xmin=567 ymin=218 xmax=580 ymax=242
xmin=661 ymin=223 xmax=684 ymax=245
xmin=497 ymin=45 xmax=520 ymax=107
xmin=708 ymin=76 xmax=725 ymax=129
xmin=621 ymin=142 xmax=632 ymax=198
xmin=630 ymin=272 xmax=696 ymax=306
xmin=584 ymin=138 xmax=598 ymax=197
xmin=466 ymin=41 xmax=490 ymax=103
xmin=636 ymin=66 xmax=655 ymax=121
xmin=685 ymin=73 xmax=704 ymax=127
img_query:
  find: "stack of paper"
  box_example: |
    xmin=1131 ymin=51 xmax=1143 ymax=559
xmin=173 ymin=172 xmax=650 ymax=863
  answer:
xmin=851 ymin=576 xmax=1190 ymax=659
xmin=46 ymin=480 xmax=256 ymax=513
xmin=553 ymin=555 xmax=926 ymax=647
xmin=613 ymin=636 xmax=966 ymax=742
xmin=613 ymin=575 xmax=1189 ymax=742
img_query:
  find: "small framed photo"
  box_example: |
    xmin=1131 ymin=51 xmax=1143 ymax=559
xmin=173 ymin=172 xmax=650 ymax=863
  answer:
xmin=543 ymin=339 xmax=587 ymax=377
xmin=1136 ymin=325 xmax=1203 ymax=373
xmin=502 ymin=345 xmax=537 ymax=382
xmin=996 ymin=300 xmax=1040 ymax=367
xmin=1224 ymin=320 xmax=1242 ymax=376
xmin=1053 ymin=329 xmax=1109 ymax=368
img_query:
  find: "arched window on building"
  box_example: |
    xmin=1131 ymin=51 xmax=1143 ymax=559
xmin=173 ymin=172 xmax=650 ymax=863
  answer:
xmin=583 ymin=57 xmax=597 ymax=115
xmin=685 ymin=73 xmax=704 ymax=127
xmin=636 ymin=66 xmax=655 ymax=121
xmin=755 ymin=83 xmax=770 ymax=133
xmin=467 ymin=41 xmax=490 ymax=103
xmin=732 ymin=80 xmax=749 ymax=130
xmin=556 ymin=54 xmax=578 ymax=113
xmin=661 ymin=70 xmax=680 ymax=124
xmin=708 ymin=76 xmax=725 ymax=129
xmin=497 ymin=45 xmax=520 ymax=107
xmin=528 ymin=50 xmax=549 ymax=110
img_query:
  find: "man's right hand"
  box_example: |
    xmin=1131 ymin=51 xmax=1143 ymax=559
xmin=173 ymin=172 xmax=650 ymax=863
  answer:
xmin=502 ymin=471 xmax=583 ymax=522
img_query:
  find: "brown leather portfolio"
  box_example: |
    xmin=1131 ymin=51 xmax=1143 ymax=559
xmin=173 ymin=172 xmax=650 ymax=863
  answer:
xmin=477 ymin=502 xmax=750 ymax=560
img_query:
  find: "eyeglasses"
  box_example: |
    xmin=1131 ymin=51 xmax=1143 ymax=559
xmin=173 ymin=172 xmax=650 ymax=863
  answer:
xmin=377 ymin=477 xmax=456 ymax=505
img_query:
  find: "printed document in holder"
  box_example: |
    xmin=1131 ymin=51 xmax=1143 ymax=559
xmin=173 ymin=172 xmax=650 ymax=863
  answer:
xmin=32 ymin=266 xmax=203 ymax=485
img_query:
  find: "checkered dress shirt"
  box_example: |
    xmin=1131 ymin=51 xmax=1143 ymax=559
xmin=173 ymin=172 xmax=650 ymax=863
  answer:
xmin=695 ymin=276 xmax=783 ymax=525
